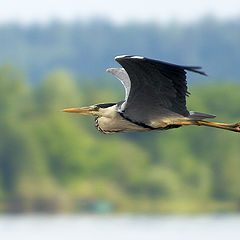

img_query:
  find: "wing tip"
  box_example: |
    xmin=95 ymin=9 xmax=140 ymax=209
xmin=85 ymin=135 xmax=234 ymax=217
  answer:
xmin=184 ymin=66 xmax=208 ymax=76
xmin=106 ymin=68 xmax=113 ymax=73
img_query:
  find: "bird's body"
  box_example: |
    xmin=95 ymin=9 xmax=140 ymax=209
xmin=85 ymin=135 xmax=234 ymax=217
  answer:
xmin=63 ymin=55 xmax=240 ymax=133
xmin=95 ymin=106 xmax=148 ymax=134
xmin=94 ymin=102 xmax=182 ymax=134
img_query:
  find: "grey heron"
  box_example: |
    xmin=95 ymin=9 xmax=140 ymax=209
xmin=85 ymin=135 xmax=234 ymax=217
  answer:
xmin=63 ymin=55 xmax=240 ymax=133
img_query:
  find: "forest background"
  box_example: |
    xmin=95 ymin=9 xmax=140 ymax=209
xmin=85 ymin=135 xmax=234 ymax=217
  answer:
xmin=0 ymin=18 xmax=240 ymax=213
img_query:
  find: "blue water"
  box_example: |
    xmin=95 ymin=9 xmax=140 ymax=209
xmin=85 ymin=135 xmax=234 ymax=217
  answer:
xmin=0 ymin=215 xmax=240 ymax=240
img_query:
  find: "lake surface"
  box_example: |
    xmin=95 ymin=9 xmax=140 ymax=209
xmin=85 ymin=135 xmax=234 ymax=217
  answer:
xmin=0 ymin=215 xmax=240 ymax=240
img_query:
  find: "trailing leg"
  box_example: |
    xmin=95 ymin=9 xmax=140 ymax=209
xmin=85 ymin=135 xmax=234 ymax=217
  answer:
xmin=172 ymin=120 xmax=240 ymax=132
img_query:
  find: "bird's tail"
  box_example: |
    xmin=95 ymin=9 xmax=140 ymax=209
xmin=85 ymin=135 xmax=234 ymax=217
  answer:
xmin=188 ymin=111 xmax=216 ymax=120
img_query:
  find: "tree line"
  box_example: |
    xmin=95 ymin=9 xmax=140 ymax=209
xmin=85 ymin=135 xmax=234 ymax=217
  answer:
xmin=0 ymin=18 xmax=240 ymax=82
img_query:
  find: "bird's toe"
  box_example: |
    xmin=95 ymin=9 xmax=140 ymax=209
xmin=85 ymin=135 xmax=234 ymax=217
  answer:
xmin=234 ymin=122 xmax=240 ymax=132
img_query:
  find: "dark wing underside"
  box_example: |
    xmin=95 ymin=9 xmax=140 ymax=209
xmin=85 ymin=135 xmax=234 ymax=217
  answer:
xmin=115 ymin=56 xmax=206 ymax=126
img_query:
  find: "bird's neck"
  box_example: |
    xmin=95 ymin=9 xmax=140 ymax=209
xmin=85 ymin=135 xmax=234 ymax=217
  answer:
xmin=98 ymin=104 xmax=118 ymax=118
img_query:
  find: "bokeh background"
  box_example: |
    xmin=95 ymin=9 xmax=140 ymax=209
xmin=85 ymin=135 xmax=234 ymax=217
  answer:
xmin=0 ymin=1 xmax=240 ymax=239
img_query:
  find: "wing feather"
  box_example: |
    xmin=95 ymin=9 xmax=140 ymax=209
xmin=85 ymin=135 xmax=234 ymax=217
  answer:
xmin=106 ymin=68 xmax=131 ymax=101
xmin=114 ymin=55 xmax=206 ymax=126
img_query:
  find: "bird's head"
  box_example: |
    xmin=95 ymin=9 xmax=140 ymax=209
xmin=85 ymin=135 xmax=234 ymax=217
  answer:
xmin=62 ymin=103 xmax=117 ymax=117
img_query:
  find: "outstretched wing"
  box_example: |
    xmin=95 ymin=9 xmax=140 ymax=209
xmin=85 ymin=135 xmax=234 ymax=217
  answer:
xmin=106 ymin=68 xmax=131 ymax=100
xmin=115 ymin=55 xmax=206 ymax=127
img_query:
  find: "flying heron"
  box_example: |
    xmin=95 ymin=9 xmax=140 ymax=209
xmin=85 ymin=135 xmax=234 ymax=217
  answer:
xmin=63 ymin=55 xmax=240 ymax=134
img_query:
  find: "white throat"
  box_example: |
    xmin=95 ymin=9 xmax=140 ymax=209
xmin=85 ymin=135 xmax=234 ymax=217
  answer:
xmin=98 ymin=105 xmax=118 ymax=118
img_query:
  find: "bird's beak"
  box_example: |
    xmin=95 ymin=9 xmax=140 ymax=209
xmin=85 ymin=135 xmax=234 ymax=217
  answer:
xmin=62 ymin=107 xmax=94 ymax=116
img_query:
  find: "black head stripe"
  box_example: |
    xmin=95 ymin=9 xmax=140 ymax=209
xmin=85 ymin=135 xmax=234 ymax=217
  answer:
xmin=96 ymin=103 xmax=116 ymax=108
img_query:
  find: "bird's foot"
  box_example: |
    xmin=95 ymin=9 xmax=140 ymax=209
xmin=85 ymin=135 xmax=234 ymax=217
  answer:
xmin=226 ymin=122 xmax=240 ymax=132
xmin=194 ymin=120 xmax=240 ymax=132
xmin=232 ymin=122 xmax=240 ymax=132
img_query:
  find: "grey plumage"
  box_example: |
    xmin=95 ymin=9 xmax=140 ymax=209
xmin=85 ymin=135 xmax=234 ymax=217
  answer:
xmin=63 ymin=55 xmax=240 ymax=133
xmin=106 ymin=68 xmax=131 ymax=101
xmin=111 ymin=55 xmax=214 ymax=128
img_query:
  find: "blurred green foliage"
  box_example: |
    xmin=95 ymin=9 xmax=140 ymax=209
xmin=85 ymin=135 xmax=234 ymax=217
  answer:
xmin=0 ymin=66 xmax=240 ymax=213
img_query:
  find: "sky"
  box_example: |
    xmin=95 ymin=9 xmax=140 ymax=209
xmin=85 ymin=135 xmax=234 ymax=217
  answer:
xmin=1 ymin=0 xmax=240 ymax=24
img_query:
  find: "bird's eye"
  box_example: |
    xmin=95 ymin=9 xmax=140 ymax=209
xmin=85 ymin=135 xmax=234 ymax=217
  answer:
xmin=92 ymin=106 xmax=100 ymax=111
